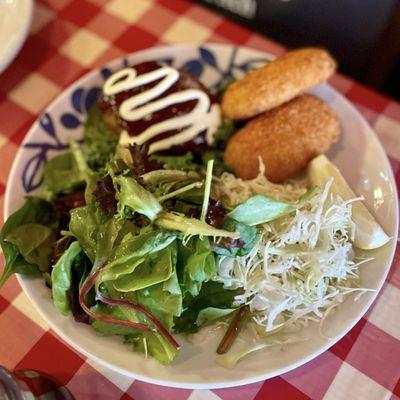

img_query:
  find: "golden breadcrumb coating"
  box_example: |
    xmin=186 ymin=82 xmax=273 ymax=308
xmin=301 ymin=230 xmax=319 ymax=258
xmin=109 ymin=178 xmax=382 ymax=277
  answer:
xmin=222 ymin=48 xmax=336 ymax=120
xmin=224 ymin=94 xmax=340 ymax=182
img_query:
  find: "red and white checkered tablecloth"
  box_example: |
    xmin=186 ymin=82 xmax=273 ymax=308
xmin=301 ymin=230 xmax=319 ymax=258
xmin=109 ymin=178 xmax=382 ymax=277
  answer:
xmin=1 ymin=0 xmax=400 ymax=399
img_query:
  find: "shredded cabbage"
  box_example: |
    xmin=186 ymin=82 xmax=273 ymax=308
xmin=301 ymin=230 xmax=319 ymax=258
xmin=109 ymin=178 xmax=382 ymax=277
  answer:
xmin=216 ymin=178 xmax=373 ymax=335
xmin=213 ymin=159 xmax=307 ymax=207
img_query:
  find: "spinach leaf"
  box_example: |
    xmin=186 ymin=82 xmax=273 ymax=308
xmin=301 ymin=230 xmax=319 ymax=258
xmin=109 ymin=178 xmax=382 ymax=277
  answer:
xmin=51 ymin=241 xmax=82 ymax=316
xmin=0 ymin=197 xmax=57 ymax=288
xmin=83 ymin=103 xmax=117 ymax=170
xmin=228 ymin=195 xmax=296 ymax=226
xmin=43 ymin=152 xmax=85 ymax=196
xmin=177 ymin=237 xmax=216 ymax=297
xmin=173 ymin=281 xmax=241 ymax=333
xmin=212 ymin=218 xmax=259 ymax=257
xmin=5 ymin=223 xmax=56 ymax=272
xmin=113 ymin=241 xmax=177 ymax=292
xmin=113 ymin=175 xmax=162 ymax=221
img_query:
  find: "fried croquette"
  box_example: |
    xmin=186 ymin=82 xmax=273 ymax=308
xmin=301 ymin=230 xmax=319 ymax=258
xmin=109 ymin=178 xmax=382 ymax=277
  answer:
xmin=224 ymin=94 xmax=340 ymax=182
xmin=222 ymin=48 xmax=336 ymax=120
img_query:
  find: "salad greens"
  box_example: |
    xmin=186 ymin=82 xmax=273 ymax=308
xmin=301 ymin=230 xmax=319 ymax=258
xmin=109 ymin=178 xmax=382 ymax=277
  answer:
xmin=43 ymin=152 xmax=85 ymax=196
xmin=83 ymin=103 xmax=117 ymax=170
xmin=0 ymin=197 xmax=58 ymax=287
xmin=178 ymin=237 xmax=215 ymax=297
xmin=110 ymin=242 xmax=177 ymax=292
xmin=52 ymin=241 xmax=82 ymax=316
xmin=151 ymin=152 xmax=198 ymax=172
xmin=212 ymin=218 xmax=259 ymax=257
xmin=1 ymin=119 xmax=254 ymax=365
xmin=0 ymin=69 xmax=375 ymax=369
xmin=113 ymin=175 xmax=162 ymax=221
xmin=227 ymin=195 xmax=296 ymax=226
xmin=174 ymin=281 xmax=241 ymax=334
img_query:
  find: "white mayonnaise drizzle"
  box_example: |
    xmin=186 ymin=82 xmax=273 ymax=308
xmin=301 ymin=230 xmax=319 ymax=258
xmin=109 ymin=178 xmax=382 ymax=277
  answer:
xmin=103 ymin=66 xmax=221 ymax=154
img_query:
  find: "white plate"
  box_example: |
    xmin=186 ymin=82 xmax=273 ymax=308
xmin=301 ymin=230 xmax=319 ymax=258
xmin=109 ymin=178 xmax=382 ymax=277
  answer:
xmin=4 ymin=44 xmax=399 ymax=389
xmin=0 ymin=0 xmax=33 ymax=74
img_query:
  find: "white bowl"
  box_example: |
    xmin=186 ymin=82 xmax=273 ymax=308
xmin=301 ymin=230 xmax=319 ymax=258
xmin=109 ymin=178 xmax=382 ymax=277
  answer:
xmin=4 ymin=44 xmax=398 ymax=389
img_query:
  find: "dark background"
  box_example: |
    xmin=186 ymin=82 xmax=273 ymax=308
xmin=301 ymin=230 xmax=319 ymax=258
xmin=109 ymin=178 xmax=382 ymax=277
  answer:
xmin=195 ymin=0 xmax=400 ymax=101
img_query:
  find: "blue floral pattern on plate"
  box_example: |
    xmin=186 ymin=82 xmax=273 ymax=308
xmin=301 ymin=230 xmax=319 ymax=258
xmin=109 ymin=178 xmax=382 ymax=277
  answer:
xmin=22 ymin=46 xmax=268 ymax=192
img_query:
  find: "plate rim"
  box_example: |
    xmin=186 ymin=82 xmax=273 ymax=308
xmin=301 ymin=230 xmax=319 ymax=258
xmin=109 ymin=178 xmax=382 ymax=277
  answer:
xmin=3 ymin=43 xmax=399 ymax=389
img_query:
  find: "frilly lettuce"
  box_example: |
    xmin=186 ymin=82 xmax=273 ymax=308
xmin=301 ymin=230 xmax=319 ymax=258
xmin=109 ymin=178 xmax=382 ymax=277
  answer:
xmin=113 ymin=175 xmax=162 ymax=221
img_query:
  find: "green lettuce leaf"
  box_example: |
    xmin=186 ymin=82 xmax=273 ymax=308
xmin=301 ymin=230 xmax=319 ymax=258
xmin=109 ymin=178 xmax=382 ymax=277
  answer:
xmin=151 ymin=152 xmax=198 ymax=171
xmin=5 ymin=223 xmax=56 ymax=272
xmin=141 ymin=170 xmax=200 ymax=188
xmin=173 ymin=281 xmax=241 ymax=333
xmin=69 ymin=139 xmax=100 ymax=204
xmin=113 ymin=175 xmax=162 ymax=221
xmin=69 ymin=205 xmax=107 ymax=262
xmin=178 ymin=237 xmax=216 ymax=297
xmin=0 ymin=197 xmax=58 ymax=288
xmin=213 ymin=218 xmax=260 ymax=257
xmin=91 ymin=288 xmax=177 ymax=365
xmin=91 ymin=301 xmax=142 ymax=336
xmin=125 ymin=331 xmax=177 ymax=365
xmin=83 ymin=103 xmax=117 ymax=170
xmin=155 ymin=212 xmax=239 ymax=238
xmin=100 ymin=230 xmax=176 ymax=283
xmin=51 ymin=241 xmax=82 ymax=315
xmin=227 ymin=195 xmax=296 ymax=226
xmin=141 ymin=169 xmax=203 ymax=202
xmin=113 ymin=241 xmax=177 ymax=292
xmin=43 ymin=152 xmax=85 ymax=196
xmin=136 ymin=264 xmax=182 ymax=331
xmin=69 ymin=206 xmax=124 ymax=265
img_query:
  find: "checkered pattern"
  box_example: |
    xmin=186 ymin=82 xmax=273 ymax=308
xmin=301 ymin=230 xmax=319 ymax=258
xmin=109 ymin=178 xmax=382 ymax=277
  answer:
xmin=0 ymin=0 xmax=400 ymax=398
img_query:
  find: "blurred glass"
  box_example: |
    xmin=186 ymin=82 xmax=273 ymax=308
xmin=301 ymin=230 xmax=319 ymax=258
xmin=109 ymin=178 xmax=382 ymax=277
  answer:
xmin=0 ymin=366 xmax=74 ymax=400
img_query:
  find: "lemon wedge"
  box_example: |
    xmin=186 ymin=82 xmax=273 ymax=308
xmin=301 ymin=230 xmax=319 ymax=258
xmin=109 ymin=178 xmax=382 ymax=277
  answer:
xmin=308 ymin=154 xmax=389 ymax=250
